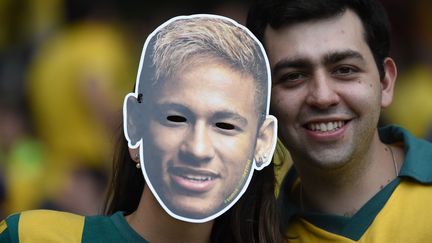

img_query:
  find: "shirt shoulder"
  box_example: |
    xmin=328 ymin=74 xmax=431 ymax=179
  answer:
xmin=0 ymin=213 xmax=20 ymax=243
xmin=82 ymin=212 xmax=149 ymax=243
xmin=1 ymin=210 xmax=85 ymax=243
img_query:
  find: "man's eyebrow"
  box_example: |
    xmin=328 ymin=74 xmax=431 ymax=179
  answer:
xmin=212 ymin=110 xmax=248 ymax=127
xmin=272 ymin=50 xmax=366 ymax=75
xmin=272 ymin=58 xmax=314 ymax=75
xmin=323 ymin=50 xmax=365 ymax=66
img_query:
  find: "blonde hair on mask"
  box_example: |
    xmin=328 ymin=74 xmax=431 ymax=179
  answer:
xmin=139 ymin=15 xmax=269 ymax=116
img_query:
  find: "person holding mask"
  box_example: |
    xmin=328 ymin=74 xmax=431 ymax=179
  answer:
xmin=1 ymin=15 xmax=282 ymax=243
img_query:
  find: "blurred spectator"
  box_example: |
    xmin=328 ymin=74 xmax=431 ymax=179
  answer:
xmin=25 ymin=11 xmax=135 ymax=215
xmin=0 ymin=0 xmax=65 ymax=217
xmin=0 ymin=104 xmax=46 ymax=218
xmin=0 ymin=0 xmax=63 ymax=108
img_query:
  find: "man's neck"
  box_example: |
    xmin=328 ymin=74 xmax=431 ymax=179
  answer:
xmin=126 ymin=188 xmax=213 ymax=243
xmin=294 ymin=136 xmax=401 ymax=216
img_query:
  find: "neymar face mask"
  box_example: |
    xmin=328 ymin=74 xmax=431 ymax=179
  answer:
xmin=123 ymin=14 xmax=277 ymax=223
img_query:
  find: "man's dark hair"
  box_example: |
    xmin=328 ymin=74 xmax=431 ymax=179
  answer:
xmin=247 ymin=0 xmax=391 ymax=80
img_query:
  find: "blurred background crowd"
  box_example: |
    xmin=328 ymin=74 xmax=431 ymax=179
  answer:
xmin=0 ymin=0 xmax=430 ymax=219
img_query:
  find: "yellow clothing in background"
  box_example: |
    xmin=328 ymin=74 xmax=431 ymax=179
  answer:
xmin=384 ymin=66 xmax=432 ymax=138
xmin=24 ymin=21 xmax=134 ymax=210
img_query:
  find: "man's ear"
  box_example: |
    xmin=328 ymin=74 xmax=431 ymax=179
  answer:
xmin=381 ymin=57 xmax=398 ymax=108
xmin=254 ymin=115 xmax=278 ymax=170
xmin=124 ymin=93 xmax=142 ymax=148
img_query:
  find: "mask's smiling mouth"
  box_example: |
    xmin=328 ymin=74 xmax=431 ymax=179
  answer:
xmin=168 ymin=166 xmax=220 ymax=193
xmin=181 ymin=174 xmax=214 ymax=182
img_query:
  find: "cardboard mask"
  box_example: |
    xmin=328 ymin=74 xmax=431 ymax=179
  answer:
xmin=123 ymin=14 xmax=277 ymax=223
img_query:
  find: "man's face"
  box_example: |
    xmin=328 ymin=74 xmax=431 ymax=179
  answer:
xmin=143 ymin=61 xmax=260 ymax=219
xmin=264 ymin=10 xmax=386 ymax=169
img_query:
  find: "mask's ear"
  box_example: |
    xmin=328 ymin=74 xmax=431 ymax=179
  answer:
xmin=124 ymin=93 xmax=143 ymax=149
xmin=381 ymin=57 xmax=398 ymax=108
xmin=253 ymin=115 xmax=278 ymax=170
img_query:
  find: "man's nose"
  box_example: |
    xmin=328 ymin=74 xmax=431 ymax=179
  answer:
xmin=180 ymin=122 xmax=215 ymax=163
xmin=306 ymin=73 xmax=340 ymax=109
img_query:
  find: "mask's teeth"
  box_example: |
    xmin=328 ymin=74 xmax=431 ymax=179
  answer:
xmin=183 ymin=175 xmax=213 ymax=182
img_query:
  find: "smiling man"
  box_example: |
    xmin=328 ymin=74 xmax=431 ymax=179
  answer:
xmin=247 ymin=0 xmax=432 ymax=242
xmin=124 ymin=15 xmax=277 ymax=223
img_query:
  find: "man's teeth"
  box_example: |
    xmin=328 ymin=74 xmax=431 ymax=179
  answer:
xmin=308 ymin=121 xmax=345 ymax=132
xmin=182 ymin=175 xmax=214 ymax=182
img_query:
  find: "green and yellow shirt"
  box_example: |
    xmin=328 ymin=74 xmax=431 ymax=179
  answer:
xmin=280 ymin=125 xmax=432 ymax=242
xmin=0 ymin=210 xmax=148 ymax=242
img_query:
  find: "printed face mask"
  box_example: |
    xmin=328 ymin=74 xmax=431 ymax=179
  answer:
xmin=123 ymin=14 xmax=277 ymax=223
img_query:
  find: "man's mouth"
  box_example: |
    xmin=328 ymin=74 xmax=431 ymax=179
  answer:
xmin=305 ymin=120 xmax=347 ymax=132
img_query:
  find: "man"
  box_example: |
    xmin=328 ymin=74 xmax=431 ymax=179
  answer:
xmin=247 ymin=0 xmax=432 ymax=242
xmin=124 ymin=15 xmax=277 ymax=223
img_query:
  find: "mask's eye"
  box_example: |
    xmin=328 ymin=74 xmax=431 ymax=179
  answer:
xmin=215 ymin=122 xmax=235 ymax=130
xmin=167 ymin=115 xmax=187 ymax=123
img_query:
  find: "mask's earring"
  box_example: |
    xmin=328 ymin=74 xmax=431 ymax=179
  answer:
xmin=256 ymin=154 xmax=268 ymax=167
xmin=260 ymin=154 xmax=268 ymax=163
xmin=134 ymin=153 xmax=141 ymax=169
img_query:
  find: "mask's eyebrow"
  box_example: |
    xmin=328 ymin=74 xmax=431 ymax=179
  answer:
xmin=272 ymin=58 xmax=314 ymax=76
xmin=212 ymin=110 xmax=248 ymax=127
xmin=323 ymin=50 xmax=365 ymax=66
xmin=153 ymin=103 xmax=249 ymax=127
xmin=153 ymin=102 xmax=192 ymax=116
